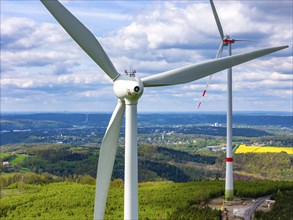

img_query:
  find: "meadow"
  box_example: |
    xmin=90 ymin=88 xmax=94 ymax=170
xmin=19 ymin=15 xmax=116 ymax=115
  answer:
xmin=235 ymin=144 xmax=293 ymax=154
xmin=9 ymin=154 xmax=28 ymax=165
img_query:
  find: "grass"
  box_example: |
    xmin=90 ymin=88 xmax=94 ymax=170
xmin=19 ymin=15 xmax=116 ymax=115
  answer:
xmin=0 ymin=153 xmax=10 ymax=159
xmin=235 ymin=144 xmax=293 ymax=154
xmin=9 ymin=154 xmax=28 ymax=165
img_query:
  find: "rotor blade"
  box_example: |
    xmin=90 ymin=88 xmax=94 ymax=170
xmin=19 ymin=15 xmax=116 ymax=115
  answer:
xmin=142 ymin=46 xmax=288 ymax=87
xmin=40 ymin=0 xmax=120 ymax=81
xmin=210 ymin=0 xmax=224 ymax=39
xmin=196 ymin=0 xmax=225 ymax=110
xmin=197 ymin=43 xmax=224 ymax=109
xmin=94 ymin=100 xmax=125 ymax=220
xmin=215 ymin=42 xmax=224 ymax=59
xmin=234 ymin=39 xmax=258 ymax=43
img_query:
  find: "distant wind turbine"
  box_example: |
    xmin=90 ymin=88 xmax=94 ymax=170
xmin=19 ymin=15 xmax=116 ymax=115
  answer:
xmin=211 ymin=0 xmax=257 ymax=201
xmin=40 ymin=0 xmax=288 ymax=219
xmin=198 ymin=0 xmax=258 ymax=201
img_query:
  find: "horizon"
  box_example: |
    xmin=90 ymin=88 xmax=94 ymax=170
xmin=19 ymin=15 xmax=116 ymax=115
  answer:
xmin=1 ymin=110 xmax=292 ymax=116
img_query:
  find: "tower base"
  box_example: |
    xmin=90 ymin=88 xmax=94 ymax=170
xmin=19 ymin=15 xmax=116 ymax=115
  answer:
xmin=225 ymin=189 xmax=234 ymax=201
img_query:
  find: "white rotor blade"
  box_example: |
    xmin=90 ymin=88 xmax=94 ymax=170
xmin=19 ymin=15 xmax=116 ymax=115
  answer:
xmin=94 ymin=100 xmax=125 ymax=220
xmin=198 ymin=43 xmax=224 ymax=108
xmin=142 ymin=46 xmax=288 ymax=87
xmin=215 ymin=42 xmax=224 ymax=59
xmin=198 ymin=0 xmax=224 ymax=109
xmin=234 ymin=39 xmax=258 ymax=43
xmin=210 ymin=0 xmax=224 ymax=39
xmin=41 ymin=0 xmax=120 ymax=81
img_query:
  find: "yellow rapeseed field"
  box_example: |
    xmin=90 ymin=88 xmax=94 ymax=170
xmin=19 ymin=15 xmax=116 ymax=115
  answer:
xmin=235 ymin=144 xmax=293 ymax=154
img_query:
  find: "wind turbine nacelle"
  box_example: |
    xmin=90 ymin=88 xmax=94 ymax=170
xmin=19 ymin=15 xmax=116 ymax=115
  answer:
xmin=113 ymin=75 xmax=144 ymax=104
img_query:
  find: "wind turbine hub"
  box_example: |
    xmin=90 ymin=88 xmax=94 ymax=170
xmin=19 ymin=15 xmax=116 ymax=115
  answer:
xmin=223 ymin=35 xmax=235 ymax=45
xmin=113 ymin=75 xmax=144 ymax=104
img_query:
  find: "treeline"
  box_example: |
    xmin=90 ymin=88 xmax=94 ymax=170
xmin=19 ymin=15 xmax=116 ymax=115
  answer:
xmin=0 ymin=172 xmax=96 ymax=189
xmin=0 ymin=173 xmax=56 ymax=188
xmin=234 ymin=180 xmax=293 ymax=198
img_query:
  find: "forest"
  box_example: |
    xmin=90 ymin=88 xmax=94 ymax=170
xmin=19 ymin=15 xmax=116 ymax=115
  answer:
xmin=1 ymin=173 xmax=293 ymax=219
xmin=0 ymin=143 xmax=219 ymax=182
xmin=1 ymin=143 xmax=293 ymax=182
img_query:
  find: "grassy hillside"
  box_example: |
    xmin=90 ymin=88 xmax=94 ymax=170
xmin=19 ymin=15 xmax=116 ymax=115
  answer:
xmin=1 ymin=174 xmax=293 ymax=219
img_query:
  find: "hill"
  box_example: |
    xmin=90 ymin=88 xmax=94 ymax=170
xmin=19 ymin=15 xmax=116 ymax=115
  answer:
xmin=2 ymin=113 xmax=292 ymax=127
xmin=2 ymin=112 xmax=292 ymax=146
xmin=0 ymin=143 xmax=218 ymax=182
xmin=1 ymin=143 xmax=292 ymax=182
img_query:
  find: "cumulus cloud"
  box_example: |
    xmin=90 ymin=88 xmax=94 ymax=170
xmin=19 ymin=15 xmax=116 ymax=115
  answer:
xmin=1 ymin=17 xmax=67 ymax=50
xmin=1 ymin=1 xmax=292 ymax=112
xmin=104 ymin=2 xmax=217 ymax=51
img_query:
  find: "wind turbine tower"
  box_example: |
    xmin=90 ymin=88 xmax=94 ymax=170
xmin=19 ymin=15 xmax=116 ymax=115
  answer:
xmin=226 ymin=39 xmax=233 ymax=201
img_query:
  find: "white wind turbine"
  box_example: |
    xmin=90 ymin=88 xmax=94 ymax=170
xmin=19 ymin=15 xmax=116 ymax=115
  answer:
xmin=201 ymin=0 xmax=258 ymax=201
xmin=209 ymin=0 xmax=235 ymax=201
xmin=40 ymin=0 xmax=287 ymax=219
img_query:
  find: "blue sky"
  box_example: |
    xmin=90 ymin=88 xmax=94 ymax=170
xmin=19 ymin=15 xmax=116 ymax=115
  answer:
xmin=1 ymin=0 xmax=292 ymax=113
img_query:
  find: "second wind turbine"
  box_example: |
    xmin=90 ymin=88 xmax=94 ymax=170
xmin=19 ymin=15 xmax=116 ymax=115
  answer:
xmin=208 ymin=0 xmax=257 ymax=201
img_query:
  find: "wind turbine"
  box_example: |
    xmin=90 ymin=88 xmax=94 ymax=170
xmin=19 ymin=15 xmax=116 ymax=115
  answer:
xmin=210 ymin=0 xmax=257 ymax=201
xmin=40 ymin=0 xmax=287 ymax=219
xmin=210 ymin=0 xmax=235 ymax=201
xmin=198 ymin=0 xmax=256 ymax=201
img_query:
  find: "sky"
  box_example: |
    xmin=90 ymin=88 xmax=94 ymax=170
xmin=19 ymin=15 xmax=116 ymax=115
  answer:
xmin=1 ymin=0 xmax=292 ymax=113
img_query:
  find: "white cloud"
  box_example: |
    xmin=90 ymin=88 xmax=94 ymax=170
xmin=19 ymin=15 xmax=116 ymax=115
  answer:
xmin=1 ymin=1 xmax=292 ymax=112
xmin=1 ymin=17 xmax=68 ymax=50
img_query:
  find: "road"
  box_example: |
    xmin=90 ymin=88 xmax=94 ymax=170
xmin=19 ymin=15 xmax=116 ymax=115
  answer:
xmin=243 ymin=196 xmax=270 ymax=220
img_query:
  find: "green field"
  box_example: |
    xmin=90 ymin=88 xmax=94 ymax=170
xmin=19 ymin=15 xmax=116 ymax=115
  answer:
xmin=0 ymin=153 xmax=28 ymax=164
xmin=0 ymin=153 xmax=10 ymax=159
xmin=9 ymin=154 xmax=28 ymax=165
